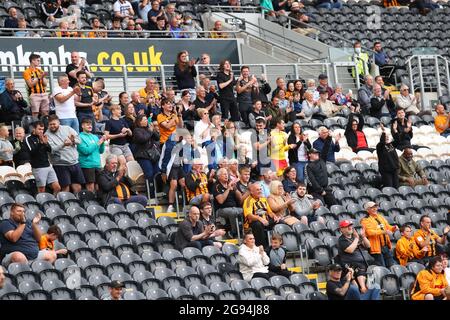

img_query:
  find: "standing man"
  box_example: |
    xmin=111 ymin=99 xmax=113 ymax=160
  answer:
xmin=23 ymin=53 xmax=49 ymax=118
xmin=46 ymin=115 xmax=85 ymax=194
xmin=414 ymin=215 xmax=450 ymax=260
xmin=74 ymin=71 xmax=95 ymax=132
xmin=53 ymin=75 xmax=81 ymax=133
xmin=312 ymin=127 xmax=341 ymax=163
xmin=24 ymin=121 xmax=61 ymax=195
xmin=360 ymin=201 xmax=398 ymax=268
xmin=304 ymin=148 xmax=337 ymax=207
xmin=65 ymin=52 xmax=94 ymax=88
xmin=236 ymin=66 xmax=257 ymax=126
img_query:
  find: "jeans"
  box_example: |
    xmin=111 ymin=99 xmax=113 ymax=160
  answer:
xmin=159 ymin=134 xmax=176 ymax=174
xmin=137 ymin=159 xmax=160 ymax=198
xmin=110 ymin=195 xmax=148 ymax=207
xmin=371 ymin=246 xmax=395 ymax=268
xmin=59 ymin=118 xmax=79 ymax=133
xmin=184 ymin=239 xmax=214 ymax=250
xmin=345 ymin=285 xmax=381 ymax=300
xmin=293 ymin=161 xmax=308 ymax=183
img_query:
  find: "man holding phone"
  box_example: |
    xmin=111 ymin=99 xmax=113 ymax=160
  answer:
xmin=23 ymin=53 xmax=49 ymax=118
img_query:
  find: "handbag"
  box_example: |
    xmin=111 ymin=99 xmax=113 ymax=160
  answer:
xmin=146 ymin=143 xmax=161 ymax=163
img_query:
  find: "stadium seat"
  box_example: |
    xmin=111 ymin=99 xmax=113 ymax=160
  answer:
xmin=270 ymin=275 xmax=298 ymax=297
xmin=145 ymin=288 xmax=170 ymax=300
xmin=250 ymin=277 xmax=278 ymax=299
xmin=209 ymin=281 xmax=240 ymax=300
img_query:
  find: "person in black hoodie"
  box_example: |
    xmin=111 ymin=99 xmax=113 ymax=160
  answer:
xmin=287 ymin=121 xmax=311 ymax=183
xmin=376 ymin=123 xmax=399 ymax=188
xmin=344 ymin=110 xmax=374 ymax=153
xmin=132 ymin=115 xmax=160 ymax=197
xmin=305 ymin=148 xmax=336 ymax=207
xmin=24 ymin=121 xmax=61 ymax=194
xmin=174 ymin=51 xmax=197 ymax=92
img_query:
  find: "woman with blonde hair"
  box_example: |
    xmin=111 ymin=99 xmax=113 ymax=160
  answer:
xmin=194 ymin=108 xmax=212 ymax=147
xmin=267 ymin=180 xmax=299 ymax=226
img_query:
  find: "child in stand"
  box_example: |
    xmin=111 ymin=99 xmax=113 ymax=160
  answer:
xmin=38 ymin=225 xmax=68 ymax=263
xmin=265 ymin=233 xmax=292 ymax=278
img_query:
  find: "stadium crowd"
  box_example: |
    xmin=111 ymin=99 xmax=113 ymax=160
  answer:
xmin=1 ymin=0 xmax=450 ymax=301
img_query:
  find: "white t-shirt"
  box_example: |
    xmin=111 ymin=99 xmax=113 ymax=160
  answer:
xmin=53 ymin=86 xmax=76 ymax=119
xmin=114 ymin=0 xmax=133 ymax=17
xmin=194 ymin=120 xmax=211 ymax=145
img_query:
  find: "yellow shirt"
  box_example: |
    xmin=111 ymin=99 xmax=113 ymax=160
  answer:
xmin=434 ymin=114 xmax=448 ymax=134
xmin=270 ymin=130 xmax=290 ymax=161
xmin=157 ymin=112 xmax=179 ymax=143
xmin=243 ymin=196 xmax=272 ymax=230
xmin=39 ymin=234 xmax=54 ymax=250
xmin=139 ymin=87 xmax=160 ymax=101
xmin=395 ymin=236 xmax=425 ymax=266
xmin=413 ymin=229 xmax=440 ymax=257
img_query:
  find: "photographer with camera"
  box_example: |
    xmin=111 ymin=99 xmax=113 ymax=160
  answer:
xmin=337 ymin=219 xmax=372 ymax=295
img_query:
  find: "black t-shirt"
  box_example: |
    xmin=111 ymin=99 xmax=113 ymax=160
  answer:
xmin=326 ymin=279 xmax=346 ymax=300
xmin=105 ymin=118 xmax=129 ymax=145
xmin=337 ymin=234 xmax=366 ymax=265
xmin=212 ymin=182 xmax=239 ymax=209
xmin=65 ymin=63 xmax=78 ymax=87
xmin=217 ymin=71 xmax=237 ymax=101
xmin=77 ymin=85 xmax=94 ymax=113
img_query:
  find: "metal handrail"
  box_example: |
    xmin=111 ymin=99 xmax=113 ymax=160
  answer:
xmin=204 ymin=6 xmax=317 ymax=61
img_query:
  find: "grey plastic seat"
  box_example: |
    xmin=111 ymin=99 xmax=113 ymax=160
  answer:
xmin=145 ymin=288 xmax=170 ymax=300
xmin=188 ymin=283 xmax=217 ymax=300
xmin=167 ymin=286 xmax=195 ymax=300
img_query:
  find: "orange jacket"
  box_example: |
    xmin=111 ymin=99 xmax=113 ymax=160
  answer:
xmin=411 ymin=269 xmax=448 ymax=300
xmin=360 ymin=213 xmax=396 ymax=254
xmin=413 ymin=229 xmax=440 ymax=257
xmin=395 ymin=236 xmax=426 ymax=266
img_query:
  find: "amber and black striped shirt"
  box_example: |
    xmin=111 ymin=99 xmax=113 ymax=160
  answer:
xmin=23 ymin=67 xmax=46 ymax=94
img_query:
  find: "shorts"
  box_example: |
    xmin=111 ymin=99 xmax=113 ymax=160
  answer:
xmin=53 ymin=164 xmax=86 ymax=187
xmin=37 ymin=249 xmax=49 ymax=260
xmin=30 ymin=93 xmax=50 ymax=114
xmin=82 ymin=168 xmax=99 ymax=184
xmin=168 ymin=166 xmax=185 ymax=181
xmin=32 ymin=166 xmax=59 ymax=187
xmin=110 ymin=144 xmax=133 ymax=158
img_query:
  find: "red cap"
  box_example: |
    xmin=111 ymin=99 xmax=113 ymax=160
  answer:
xmin=339 ymin=220 xmax=353 ymax=228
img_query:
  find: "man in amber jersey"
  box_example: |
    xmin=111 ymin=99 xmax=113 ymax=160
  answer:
xmin=414 ymin=215 xmax=450 ymax=260
xmin=23 ymin=53 xmax=49 ymax=118
xmin=395 ymin=224 xmax=427 ymax=266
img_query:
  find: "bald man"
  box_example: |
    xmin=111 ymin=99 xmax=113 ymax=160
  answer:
xmin=65 ymin=51 xmax=94 ymax=87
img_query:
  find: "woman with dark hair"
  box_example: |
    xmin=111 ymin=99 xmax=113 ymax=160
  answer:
xmin=411 ymin=256 xmax=448 ymax=300
xmin=217 ymin=59 xmax=239 ymax=122
xmin=174 ymin=50 xmax=197 ymax=93
xmin=293 ymin=80 xmax=305 ymax=101
xmin=287 ymin=121 xmax=311 ymax=182
xmin=176 ymin=89 xmax=196 ymax=130
xmin=132 ymin=114 xmax=160 ymax=197
xmin=344 ymin=111 xmax=374 ymax=153
xmin=282 ymin=166 xmax=299 ymax=193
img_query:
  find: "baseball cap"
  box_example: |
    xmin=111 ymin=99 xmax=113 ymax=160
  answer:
xmin=364 ymin=201 xmax=378 ymax=210
xmin=110 ymin=280 xmax=125 ymax=289
xmin=328 ymin=263 xmax=343 ymax=271
xmin=318 ymin=74 xmax=328 ymax=80
xmin=307 ymin=148 xmax=320 ymax=154
xmin=339 ymin=219 xmax=353 ymax=228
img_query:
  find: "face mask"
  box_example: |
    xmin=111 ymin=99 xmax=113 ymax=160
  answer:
xmin=355 ymin=47 xmax=361 ymax=54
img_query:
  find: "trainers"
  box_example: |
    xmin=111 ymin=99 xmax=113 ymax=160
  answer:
xmin=167 ymin=205 xmax=175 ymax=212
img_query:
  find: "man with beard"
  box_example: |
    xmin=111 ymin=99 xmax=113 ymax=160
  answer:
xmin=46 ymin=115 xmax=85 ymax=194
xmin=74 ymin=70 xmax=95 ymax=132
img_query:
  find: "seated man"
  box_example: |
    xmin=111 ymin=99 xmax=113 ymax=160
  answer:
xmin=103 ymin=280 xmax=124 ymax=300
xmin=243 ymin=182 xmax=275 ymax=248
xmin=289 ymin=183 xmax=325 ymax=225
xmin=0 ymin=78 xmax=28 ymax=124
xmin=185 ymin=158 xmax=211 ymax=206
xmin=434 ymin=104 xmax=450 ymax=137
xmin=396 ymin=84 xmax=420 ymax=115
xmin=174 ymin=206 xmax=215 ymax=250
xmin=326 ymin=263 xmax=380 ymax=300
xmin=97 ymin=154 xmax=148 ymax=207
xmin=0 ymin=204 xmax=54 ymax=266
xmin=398 ymin=147 xmax=429 ymax=187
xmin=199 ymin=202 xmax=226 ymax=249
xmin=212 ymin=168 xmax=244 ymax=238
xmin=395 ymin=224 xmax=427 ymax=266
xmin=209 ymin=20 xmax=228 ymax=38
